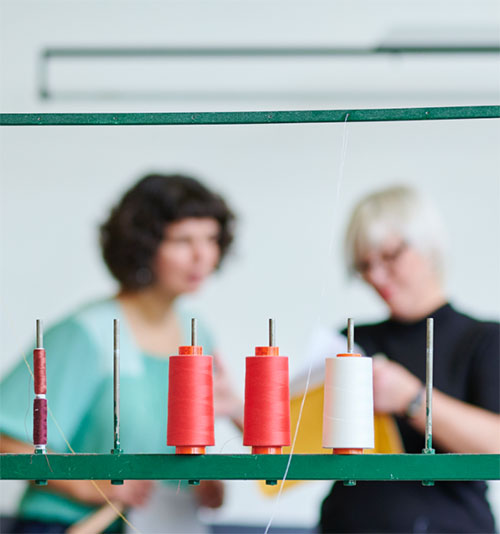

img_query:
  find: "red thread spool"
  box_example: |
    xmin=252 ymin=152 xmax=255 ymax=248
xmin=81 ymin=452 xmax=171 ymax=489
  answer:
xmin=167 ymin=345 xmax=214 ymax=454
xmin=33 ymin=397 xmax=47 ymax=446
xmin=33 ymin=349 xmax=47 ymax=395
xmin=244 ymin=345 xmax=290 ymax=454
xmin=332 ymin=351 xmax=363 ymax=455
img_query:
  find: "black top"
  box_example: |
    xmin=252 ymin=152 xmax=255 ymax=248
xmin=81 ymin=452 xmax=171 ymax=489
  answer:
xmin=320 ymin=304 xmax=500 ymax=534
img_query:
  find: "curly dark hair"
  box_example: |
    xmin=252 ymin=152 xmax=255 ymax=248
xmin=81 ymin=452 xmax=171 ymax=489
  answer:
xmin=100 ymin=173 xmax=235 ymax=290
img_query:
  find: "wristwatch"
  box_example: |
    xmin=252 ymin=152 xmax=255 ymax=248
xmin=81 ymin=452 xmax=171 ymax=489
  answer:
xmin=404 ymin=386 xmax=425 ymax=419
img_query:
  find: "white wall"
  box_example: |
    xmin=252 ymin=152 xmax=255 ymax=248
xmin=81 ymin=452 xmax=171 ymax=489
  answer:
xmin=1 ymin=0 xmax=499 ymax=529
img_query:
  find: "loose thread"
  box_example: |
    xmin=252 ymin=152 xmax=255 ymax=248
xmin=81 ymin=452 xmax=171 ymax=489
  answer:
xmin=264 ymin=113 xmax=351 ymax=534
xmin=264 ymin=364 xmax=313 ymax=534
xmin=22 ymin=353 xmax=32 ymax=444
xmin=43 ymin=450 xmax=53 ymax=473
xmin=331 ymin=113 xmax=350 ymax=257
xmin=22 ymin=350 xmax=141 ymax=534
xmin=218 ymin=435 xmax=243 ymax=453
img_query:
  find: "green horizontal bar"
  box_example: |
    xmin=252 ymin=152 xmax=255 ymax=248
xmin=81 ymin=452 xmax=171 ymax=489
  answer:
xmin=1 ymin=453 xmax=498 ymax=481
xmin=1 ymin=106 xmax=499 ymax=126
xmin=43 ymin=45 xmax=500 ymax=58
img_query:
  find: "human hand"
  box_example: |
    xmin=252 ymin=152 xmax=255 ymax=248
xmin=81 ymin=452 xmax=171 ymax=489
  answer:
xmin=78 ymin=479 xmax=154 ymax=508
xmin=193 ymin=480 xmax=225 ymax=509
xmin=64 ymin=481 xmax=154 ymax=534
xmin=372 ymin=356 xmax=422 ymax=416
xmin=39 ymin=479 xmax=152 ymax=508
xmin=32 ymin=477 xmax=154 ymax=510
xmin=213 ymin=352 xmax=243 ymax=429
xmin=107 ymin=480 xmax=154 ymax=507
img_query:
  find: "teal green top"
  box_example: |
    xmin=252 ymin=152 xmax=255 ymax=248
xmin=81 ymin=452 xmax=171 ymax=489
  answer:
xmin=0 ymin=298 xmax=214 ymax=525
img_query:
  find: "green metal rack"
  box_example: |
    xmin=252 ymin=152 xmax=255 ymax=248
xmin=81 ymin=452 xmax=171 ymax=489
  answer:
xmin=1 ymin=104 xmax=499 ymax=485
xmin=1 ymin=105 xmax=499 ymax=126
xmin=1 ymin=453 xmax=499 ymax=483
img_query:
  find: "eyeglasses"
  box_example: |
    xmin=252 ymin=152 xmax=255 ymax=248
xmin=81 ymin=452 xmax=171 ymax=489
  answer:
xmin=355 ymin=241 xmax=408 ymax=277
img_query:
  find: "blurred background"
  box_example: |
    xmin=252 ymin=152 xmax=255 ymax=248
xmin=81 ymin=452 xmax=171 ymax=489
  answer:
xmin=1 ymin=0 xmax=499 ymax=531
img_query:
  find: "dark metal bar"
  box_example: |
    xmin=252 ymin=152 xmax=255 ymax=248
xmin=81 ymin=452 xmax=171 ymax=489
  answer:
xmin=35 ymin=320 xmax=43 ymax=349
xmin=42 ymin=45 xmax=500 ymax=59
xmin=112 ymin=319 xmax=121 ymax=453
xmin=347 ymin=318 xmax=354 ymax=353
xmin=1 ymin=453 xmax=498 ymax=481
xmin=191 ymin=318 xmax=197 ymax=346
xmin=38 ymin=45 xmax=500 ymax=100
xmin=424 ymin=318 xmax=434 ymax=454
xmin=1 ymin=105 xmax=499 ymax=127
xmin=269 ymin=318 xmax=275 ymax=347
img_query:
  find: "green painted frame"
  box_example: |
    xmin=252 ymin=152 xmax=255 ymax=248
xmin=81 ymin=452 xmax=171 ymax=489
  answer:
xmin=1 ymin=453 xmax=499 ymax=482
xmin=1 ymin=105 xmax=499 ymax=126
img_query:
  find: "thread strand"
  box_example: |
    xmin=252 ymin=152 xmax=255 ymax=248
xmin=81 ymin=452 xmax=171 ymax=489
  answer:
xmin=264 ymin=113 xmax=350 ymax=534
xmin=22 ymin=351 xmax=141 ymax=533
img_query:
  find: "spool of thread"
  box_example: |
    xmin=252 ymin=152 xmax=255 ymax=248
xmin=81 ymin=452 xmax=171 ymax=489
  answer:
xmin=167 ymin=342 xmax=214 ymax=454
xmin=33 ymin=397 xmax=47 ymax=448
xmin=34 ymin=349 xmax=47 ymax=395
xmin=33 ymin=320 xmax=48 ymax=453
xmin=322 ymin=318 xmax=374 ymax=454
xmin=322 ymin=356 xmax=374 ymax=454
xmin=243 ymin=320 xmax=290 ymax=454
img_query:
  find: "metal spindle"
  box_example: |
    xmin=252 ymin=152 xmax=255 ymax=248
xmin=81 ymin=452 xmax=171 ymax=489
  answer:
xmin=424 ymin=318 xmax=434 ymax=453
xmin=269 ymin=318 xmax=275 ymax=346
xmin=191 ymin=318 xmax=197 ymax=346
xmin=113 ymin=319 xmax=120 ymax=452
xmin=347 ymin=318 xmax=354 ymax=353
xmin=36 ymin=319 xmax=43 ymax=349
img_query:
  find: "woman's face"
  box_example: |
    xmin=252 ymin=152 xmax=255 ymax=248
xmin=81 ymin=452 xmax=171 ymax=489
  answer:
xmin=356 ymin=234 xmax=439 ymax=320
xmin=152 ymin=217 xmax=221 ymax=296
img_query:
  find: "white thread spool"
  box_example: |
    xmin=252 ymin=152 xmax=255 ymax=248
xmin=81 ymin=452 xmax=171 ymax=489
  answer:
xmin=322 ymin=355 xmax=374 ymax=453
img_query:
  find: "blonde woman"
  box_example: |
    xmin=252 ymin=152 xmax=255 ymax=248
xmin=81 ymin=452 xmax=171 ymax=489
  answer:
xmin=320 ymin=186 xmax=499 ymax=533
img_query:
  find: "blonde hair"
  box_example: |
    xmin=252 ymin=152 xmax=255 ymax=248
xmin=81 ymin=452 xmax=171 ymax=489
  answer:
xmin=345 ymin=185 xmax=447 ymax=277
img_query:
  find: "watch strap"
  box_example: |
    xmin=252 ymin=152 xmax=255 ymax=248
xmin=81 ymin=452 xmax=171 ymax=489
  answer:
xmin=404 ymin=385 xmax=425 ymax=419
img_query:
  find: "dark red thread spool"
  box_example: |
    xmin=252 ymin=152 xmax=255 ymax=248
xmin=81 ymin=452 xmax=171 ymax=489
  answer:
xmin=33 ymin=320 xmax=48 ymax=452
xmin=34 ymin=349 xmax=47 ymax=395
xmin=33 ymin=397 xmax=47 ymax=446
xmin=167 ymin=335 xmax=214 ymax=454
xmin=243 ymin=320 xmax=290 ymax=454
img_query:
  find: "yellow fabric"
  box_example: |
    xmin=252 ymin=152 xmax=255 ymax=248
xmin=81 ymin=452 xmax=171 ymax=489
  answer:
xmin=258 ymin=384 xmax=403 ymax=496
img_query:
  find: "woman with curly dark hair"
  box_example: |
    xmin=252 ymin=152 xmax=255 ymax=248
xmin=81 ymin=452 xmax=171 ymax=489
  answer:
xmin=0 ymin=173 xmax=240 ymax=534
